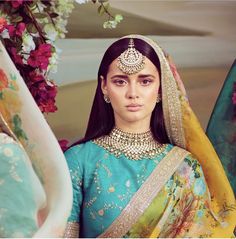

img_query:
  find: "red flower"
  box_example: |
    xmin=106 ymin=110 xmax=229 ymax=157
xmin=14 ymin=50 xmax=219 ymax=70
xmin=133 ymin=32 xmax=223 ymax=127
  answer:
xmin=29 ymin=80 xmax=57 ymax=113
xmin=6 ymin=23 xmax=25 ymax=37
xmin=27 ymin=44 xmax=52 ymax=70
xmin=10 ymin=0 xmax=23 ymax=8
xmin=0 ymin=17 xmax=7 ymax=33
xmin=15 ymin=22 xmax=26 ymax=36
xmin=29 ymin=71 xmax=45 ymax=84
xmin=58 ymin=139 xmax=69 ymax=152
xmin=9 ymin=47 xmax=23 ymax=65
xmin=0 ymin=68 xmax=9 ymax=90
xmin=6 ymin=25 xmax=15 ymax=37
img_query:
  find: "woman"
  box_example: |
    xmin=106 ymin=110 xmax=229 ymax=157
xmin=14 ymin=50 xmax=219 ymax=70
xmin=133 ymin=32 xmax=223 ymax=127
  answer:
xmin=64 ymin=35 xmax=236 ymax=238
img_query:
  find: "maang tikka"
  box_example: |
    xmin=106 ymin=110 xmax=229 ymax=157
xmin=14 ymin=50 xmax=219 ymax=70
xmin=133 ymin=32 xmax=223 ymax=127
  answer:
xmin=117 ymin=38 xmax=145 ymax=75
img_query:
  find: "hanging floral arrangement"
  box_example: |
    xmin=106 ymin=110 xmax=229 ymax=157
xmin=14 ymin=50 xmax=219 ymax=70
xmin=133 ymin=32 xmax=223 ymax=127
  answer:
xmin=0 ymin=0 xmax=122 ymax=113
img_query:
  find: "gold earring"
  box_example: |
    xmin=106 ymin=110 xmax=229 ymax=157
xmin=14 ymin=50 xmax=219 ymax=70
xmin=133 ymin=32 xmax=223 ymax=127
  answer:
xmin=104 ymin=95 xmax=111 ymax=103
xmin=156 ymin=94 xmax=161 ymax=103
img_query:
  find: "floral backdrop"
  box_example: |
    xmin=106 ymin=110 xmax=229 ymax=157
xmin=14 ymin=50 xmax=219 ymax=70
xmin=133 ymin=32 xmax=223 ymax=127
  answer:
xmin=0 ymin=0 xmax=122 ymax=113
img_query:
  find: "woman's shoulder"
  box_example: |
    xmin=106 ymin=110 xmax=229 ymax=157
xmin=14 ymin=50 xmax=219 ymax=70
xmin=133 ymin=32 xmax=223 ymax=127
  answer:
xmin=64 ymin=140 xmax=106 ymax=169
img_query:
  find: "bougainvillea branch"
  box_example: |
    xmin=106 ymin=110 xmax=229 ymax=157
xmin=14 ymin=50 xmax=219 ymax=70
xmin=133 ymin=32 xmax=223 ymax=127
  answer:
xmin=0 ymin=0 xmax=74 ymax=113
xmin=0 ymin=0 xmax=122 ymax=114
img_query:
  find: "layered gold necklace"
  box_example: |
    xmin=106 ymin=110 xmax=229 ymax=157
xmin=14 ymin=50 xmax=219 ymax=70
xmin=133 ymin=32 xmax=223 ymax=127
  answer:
xmin=93 ymin=127 xmax=166 ymax=160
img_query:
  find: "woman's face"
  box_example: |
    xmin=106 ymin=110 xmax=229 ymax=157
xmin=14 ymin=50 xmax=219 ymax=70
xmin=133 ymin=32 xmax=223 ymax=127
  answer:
xmin=101 ymin=57 xmax=161 ymax=132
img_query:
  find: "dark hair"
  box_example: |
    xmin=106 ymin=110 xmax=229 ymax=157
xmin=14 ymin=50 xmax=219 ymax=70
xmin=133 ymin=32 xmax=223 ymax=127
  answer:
xmin=72 ymin=38 xmax=170 ymax=145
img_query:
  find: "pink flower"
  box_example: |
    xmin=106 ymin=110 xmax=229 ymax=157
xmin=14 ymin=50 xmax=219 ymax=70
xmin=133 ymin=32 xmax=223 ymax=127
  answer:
xmin=29 ymin=71 xmax=45 ymax=84
xmin=9 ymin=47 xmax=23 ymax=65
xmin=58 ymin=139 xmax=69 ymax=152
xmin=0 ymin=17 xmax=7 ymax=33
xmin=29 ymin=80 xmax=57 ymax=113
xmin=15 ymin=22 xmax=26 ymax=36
xmin=27 ymin=44 xmax=52 ymax=70
xmin=10 ymin=0 xmax=23 ymax=8
xmin=6 ymin=25 xmax=16 ymax=37
xmin=6 ymin=23 xmax=25 ymax=37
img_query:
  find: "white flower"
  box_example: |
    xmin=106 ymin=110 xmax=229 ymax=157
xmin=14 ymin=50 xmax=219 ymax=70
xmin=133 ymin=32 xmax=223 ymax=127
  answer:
xmin=75 ymin=0 xmax=89 ymax=4
xmin=44 ymin=23 xmax=59 ymax=41
xmin=22 ymin=33 xmax=36 ymax=53
xmin=0 ymin=29 xmax=10 ymax=39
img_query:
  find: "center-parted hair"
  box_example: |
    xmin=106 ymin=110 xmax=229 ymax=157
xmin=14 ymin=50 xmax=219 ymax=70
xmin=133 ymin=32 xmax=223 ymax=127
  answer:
xmin=72 ymin=38 xmax=170 ymax=146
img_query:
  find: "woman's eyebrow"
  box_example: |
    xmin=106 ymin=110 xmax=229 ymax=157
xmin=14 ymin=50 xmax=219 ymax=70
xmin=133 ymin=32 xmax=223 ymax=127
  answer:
xmin=138 ymin=74 xmax=155 ymax=78
xmin=111 ymin=74 xmax=129 ymax=79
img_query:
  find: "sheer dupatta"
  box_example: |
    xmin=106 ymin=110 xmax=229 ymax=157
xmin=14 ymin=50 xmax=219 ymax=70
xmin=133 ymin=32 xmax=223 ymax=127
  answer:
xmin=0 ymin=41 xmax=72 ymax=237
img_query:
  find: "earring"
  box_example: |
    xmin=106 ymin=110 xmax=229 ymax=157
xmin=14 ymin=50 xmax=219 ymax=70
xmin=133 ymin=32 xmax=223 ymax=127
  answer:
xmin=156 ymin=94 xmax=161 ymax=103
xmin=104 ymin=95 xmax=111 ymax=103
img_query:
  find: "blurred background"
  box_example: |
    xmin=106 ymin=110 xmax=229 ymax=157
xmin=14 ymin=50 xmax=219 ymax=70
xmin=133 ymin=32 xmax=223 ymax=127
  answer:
xmin=45 ymin=0 xmax=236 ymax=143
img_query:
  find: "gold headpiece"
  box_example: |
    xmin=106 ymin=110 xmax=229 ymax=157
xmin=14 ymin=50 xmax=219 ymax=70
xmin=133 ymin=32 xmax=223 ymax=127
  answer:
xmin=117 ymin=38 xmax=145 ymax=74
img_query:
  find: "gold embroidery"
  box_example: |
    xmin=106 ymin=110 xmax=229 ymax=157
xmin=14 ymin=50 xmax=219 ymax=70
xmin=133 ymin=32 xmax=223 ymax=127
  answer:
xmin=93 ymin=127 xmax=166 ymax=160
xmin=98 ymin=147 xmax=190 ymax=238
xmin=63 ymin=222 xmax=80 ymax=238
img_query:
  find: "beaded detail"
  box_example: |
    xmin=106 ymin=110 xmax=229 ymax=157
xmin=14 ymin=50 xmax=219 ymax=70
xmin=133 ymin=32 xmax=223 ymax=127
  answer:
xmin=93 ymin=127 xmax=166 ymax=160
xmin=63 ymin=222 xmax=80 ymax=238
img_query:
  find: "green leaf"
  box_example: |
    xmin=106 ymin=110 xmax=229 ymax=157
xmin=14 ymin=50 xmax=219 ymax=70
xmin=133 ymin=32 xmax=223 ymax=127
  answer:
xmin=10 ymin=73 xmax=17 ymax=81
xmin=26 ymin=23 xmax=38 ymax=34
xmin=115 ymin=14 xmax=123 ymax=23
xmin=103 ymin=2 xmax=110 ymax=11
xmin=97 ymin=5 xmax=105 ymax=16
xmin=50 ymin=13 xmax=59 ymax=18
xmin=33 ymin=13 xmax=47 ymax=19
xmin=0 ymin=92 xmax=3 ymax=100
xmin=13 ymin=114 xmax=22 ymax=129
xmin=11 ymin=15 xmax=23 ymax=23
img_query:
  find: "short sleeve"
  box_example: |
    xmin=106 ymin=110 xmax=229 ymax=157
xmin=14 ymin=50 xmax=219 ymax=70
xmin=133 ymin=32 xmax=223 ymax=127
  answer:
xmin=64 ymin=146 xmax=83 ymax=223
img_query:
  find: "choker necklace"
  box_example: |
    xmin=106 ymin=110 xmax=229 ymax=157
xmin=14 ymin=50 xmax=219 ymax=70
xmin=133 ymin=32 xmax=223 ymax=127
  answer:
xmin=93 ymin=127 xmax=166 ymax=160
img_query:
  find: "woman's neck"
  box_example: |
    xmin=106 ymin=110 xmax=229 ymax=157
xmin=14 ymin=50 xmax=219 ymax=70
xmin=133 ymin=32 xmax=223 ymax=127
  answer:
xmin=114 ymin=119 xmax=151 ymax=134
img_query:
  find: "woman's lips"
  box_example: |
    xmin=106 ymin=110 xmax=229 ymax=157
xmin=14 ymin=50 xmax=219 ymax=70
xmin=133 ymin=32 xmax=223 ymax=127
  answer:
xmin=126 ymin=104 xmax=143 ymax=112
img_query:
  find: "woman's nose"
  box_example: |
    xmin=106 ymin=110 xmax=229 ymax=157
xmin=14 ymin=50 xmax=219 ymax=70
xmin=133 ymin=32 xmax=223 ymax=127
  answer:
xmin=126 ymin=84 xmax=139 ymax=99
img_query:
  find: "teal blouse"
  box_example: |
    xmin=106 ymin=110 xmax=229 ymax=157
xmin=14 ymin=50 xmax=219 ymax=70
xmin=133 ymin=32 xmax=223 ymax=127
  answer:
xmin=65 ymin=141 xmax=206 ymax=238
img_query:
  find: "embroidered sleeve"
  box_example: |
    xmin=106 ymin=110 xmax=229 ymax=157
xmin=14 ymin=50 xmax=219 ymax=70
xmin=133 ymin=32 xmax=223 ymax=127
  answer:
xmin=64 ymin=222 xmax=80 ymax=238
xmin=64 ymin=146 xmax=83 ymax=236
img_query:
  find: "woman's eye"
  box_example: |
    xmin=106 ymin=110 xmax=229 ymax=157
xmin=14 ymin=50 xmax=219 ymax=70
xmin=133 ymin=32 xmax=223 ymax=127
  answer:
xmin=113 ymin=79 xmax=127 ymax=86
xmin=141 ymin=79 xmax=152 ymax=85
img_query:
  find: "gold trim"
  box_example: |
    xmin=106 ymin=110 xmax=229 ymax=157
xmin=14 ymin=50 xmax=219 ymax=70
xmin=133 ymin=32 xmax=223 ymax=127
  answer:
xmin=63 ymin=222 xmax=80 ymax=238
xmin=98 ymin=147 xmax=190 ymax=238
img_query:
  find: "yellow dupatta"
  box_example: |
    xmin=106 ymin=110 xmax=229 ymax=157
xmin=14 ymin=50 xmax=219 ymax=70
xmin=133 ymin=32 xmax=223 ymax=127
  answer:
xmin=123 ymin=35 xmax=236 ymax=237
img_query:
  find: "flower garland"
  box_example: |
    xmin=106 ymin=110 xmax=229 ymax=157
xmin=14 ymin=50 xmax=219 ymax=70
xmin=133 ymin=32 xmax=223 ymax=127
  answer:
xmin=0 ymin=0 xmax=122 ymax=114
xmin=0 ymin=0 xmax=75 ymax=113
